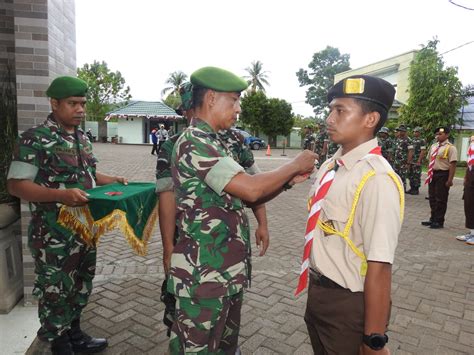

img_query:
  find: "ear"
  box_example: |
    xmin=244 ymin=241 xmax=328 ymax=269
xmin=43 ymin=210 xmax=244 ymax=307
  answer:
xmin=50 ymin=98 xmax=59 ymax=111
xmin=365 ymin=111 xmax=380 ymax=130
xmin=205 ymin=90 xmax=216 ymax=108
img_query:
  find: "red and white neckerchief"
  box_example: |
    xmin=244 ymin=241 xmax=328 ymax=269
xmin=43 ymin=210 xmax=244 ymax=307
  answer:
xmin=468 ymin=142 xmax=474 ymax=171
xmin=295 ymin=146 xmax=382 ymax=296
xmin=425 ymin=143 xmax=440 ymax=185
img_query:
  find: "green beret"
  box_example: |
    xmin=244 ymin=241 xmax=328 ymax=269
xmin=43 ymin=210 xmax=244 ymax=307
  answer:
xmin=190 ymin=66 xmax=248 ymax=92
xmin=327 ymin=75 xmax=395 ymax=111
xmin=46 ymin=76 xmax=88 ymax=99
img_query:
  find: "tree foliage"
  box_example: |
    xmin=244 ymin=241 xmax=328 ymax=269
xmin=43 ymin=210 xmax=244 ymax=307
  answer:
xmin=296 ymin=46 xmax=351 ymax=117
xmin=161 ymin=71 xmax=187 ymax=98
xmin=244 ymin=60 xmax=270 ymax=93
xmin=77 ymin=60 xmax=131 ymax=121
xmin=399 ymin=39 xmax=465 ymax=140
xmin=240 ymin=91 xmax=294 ymax=145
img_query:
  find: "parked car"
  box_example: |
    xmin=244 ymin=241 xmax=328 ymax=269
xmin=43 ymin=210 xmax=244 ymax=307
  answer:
xmin=235 ymin=128 xmax=266 ymax=150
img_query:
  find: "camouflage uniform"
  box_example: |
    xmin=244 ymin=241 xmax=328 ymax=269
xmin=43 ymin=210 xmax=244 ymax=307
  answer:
xmin=326 ymin=141 xmax=339 ymax=160
xmin=408 ymin=136 xmax=427 ymax=191
xmin=378 ymin=136 xmax=394 ymax=165
xmin=156 ymin=124 xmax=258 ymax=351
xmin=393 ymin=136 xmax=413 ymax=191
xmin=314 ymin=128 xmax=329 ymax=168
xmin=7 ymin=115 xmax=98 ymax=341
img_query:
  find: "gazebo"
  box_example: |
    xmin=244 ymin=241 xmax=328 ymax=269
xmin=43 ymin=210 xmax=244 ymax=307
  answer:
xmin=105 ymin=101 xmax=184 ymax=144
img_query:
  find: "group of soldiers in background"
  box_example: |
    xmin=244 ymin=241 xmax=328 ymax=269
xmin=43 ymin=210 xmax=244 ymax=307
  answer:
xmin=303 ymin=123 xmax=427 ymax=194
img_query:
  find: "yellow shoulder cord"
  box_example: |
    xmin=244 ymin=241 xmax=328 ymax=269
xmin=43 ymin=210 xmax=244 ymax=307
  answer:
xmin=442 ymin=144 xmax=450 ymax=159
xmin=318 ymin=170 xmax=404 ymax=276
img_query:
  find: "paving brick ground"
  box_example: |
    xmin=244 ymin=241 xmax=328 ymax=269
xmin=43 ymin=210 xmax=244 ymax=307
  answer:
xmin=27 ymin=143 xmax=474 ymax=355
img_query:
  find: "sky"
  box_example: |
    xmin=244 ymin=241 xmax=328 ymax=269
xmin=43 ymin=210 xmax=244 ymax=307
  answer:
xmin=75 ymin=0 xmax=474 ymax=117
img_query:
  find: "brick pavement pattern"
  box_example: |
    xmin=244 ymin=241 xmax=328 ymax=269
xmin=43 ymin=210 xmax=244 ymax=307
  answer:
xmin=27 ymin=143 xmax=474 ymax=355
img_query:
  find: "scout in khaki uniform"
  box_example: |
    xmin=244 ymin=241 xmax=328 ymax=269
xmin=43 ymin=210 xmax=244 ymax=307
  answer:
xmin=302 ymin=75 xmax=403 ymax=354
xmin=167 ymin=66 xmax=316 ymax=354
xmin=456 ymin=135 xmax=474 ymax=245
xmin=7 ymin=76 xmax=128 ymax=354
xmin=156 ymin=82 xmax=269 ymax=337
xmin=421 ymin=126 xmax=457 ymax=229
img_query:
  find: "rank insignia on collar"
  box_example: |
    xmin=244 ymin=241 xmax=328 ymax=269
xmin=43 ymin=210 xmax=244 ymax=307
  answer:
xmin=344 ymin=78 xmax=365 ymax=94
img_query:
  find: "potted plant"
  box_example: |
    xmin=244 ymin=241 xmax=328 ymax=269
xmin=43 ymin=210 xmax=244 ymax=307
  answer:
xmin=0 ymin=66 xmax=20 ymax=228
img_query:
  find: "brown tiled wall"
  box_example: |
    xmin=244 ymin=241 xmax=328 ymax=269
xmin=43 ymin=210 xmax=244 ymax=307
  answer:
xmin=9 ymin=0 xmax=77 ymax=305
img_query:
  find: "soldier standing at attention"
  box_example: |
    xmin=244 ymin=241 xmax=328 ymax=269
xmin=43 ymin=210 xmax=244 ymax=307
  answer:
xmin=156 ymin=82 xmax=269 ymax=337
xmin=407 ymin=127 xmax=427 ymax=195
xmin=299 ymin=75 xmax=403 ymax=354
xmin=377 ymin=126 xmax=394 ymax=165
xmin=421 ymin=127 xmax=457 ymax=229
xmin=7 ymin=76 xmax=127 ymax=354
xmin=167 ymin=66 xmax=316 ymax=354
xmin=393 ymin=125 xmax=414 ymax=192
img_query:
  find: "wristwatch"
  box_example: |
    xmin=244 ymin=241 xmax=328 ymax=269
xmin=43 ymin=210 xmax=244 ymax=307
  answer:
xmin=363 ymin=333 xmax=388 ymax=350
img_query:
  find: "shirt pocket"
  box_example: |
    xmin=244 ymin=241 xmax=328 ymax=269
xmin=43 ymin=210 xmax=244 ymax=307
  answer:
xmin=320 ymin=200 xmax=350 ymax=236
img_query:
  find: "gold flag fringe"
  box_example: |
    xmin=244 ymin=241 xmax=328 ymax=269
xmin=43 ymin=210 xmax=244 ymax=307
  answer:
xmin=57 ymin=202 xmax=159 ymax=256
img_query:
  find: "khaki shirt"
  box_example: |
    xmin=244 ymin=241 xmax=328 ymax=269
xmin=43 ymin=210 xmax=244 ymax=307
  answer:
xmin=309 ymin=138 xmax=403 ymax=292
xmin=430 ymin=141 xmax=458 ymax=171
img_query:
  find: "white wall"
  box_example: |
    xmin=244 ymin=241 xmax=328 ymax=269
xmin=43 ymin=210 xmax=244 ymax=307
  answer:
xmin=117 ymin=117 xmax=144 ymax=144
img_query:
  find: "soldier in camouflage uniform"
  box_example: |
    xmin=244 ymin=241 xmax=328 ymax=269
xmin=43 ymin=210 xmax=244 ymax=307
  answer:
xmin=156 ymin=82 xmax=268 ymax=338
xmin=7 ymin=77 xmax=126 ymax=355
xmin=392 ymin=125 xmax=414 ymax=192
xmin=377 ymin=126 xmax=394 ymax=165
xmin=167 ymin=67 xmax=316 ymax=354
xmin=314 ymin=122 xmax=329 ymax=167
xmin=407 ymin=127 xmax=427 ymax=195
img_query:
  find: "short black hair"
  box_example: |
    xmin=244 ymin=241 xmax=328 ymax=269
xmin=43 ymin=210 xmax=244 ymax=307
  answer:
xmin=355 ymin=99 xmax=388 ymax=135
xmin=192 ymin=86 xmax=208 ymax=109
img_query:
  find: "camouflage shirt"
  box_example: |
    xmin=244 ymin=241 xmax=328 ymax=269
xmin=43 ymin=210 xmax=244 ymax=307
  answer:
xmin=8 ymin=114 xmax=97 ymax=221
xmin=156 ymin=128 xmax=258 ymax=193
xmin=378 ymin=136 xmax=394 ymax=163
xmin=326 ymin=141 xmax=340 ymax=159
xmin=167 ymin=118 xmax=251 ymax=298
xmin=410 ymin=137 xmax=427 ymax=161
xmin=314 ymin=129 xmax=329 ymax=156
xmin=393 ymin=136 xmax=413 ymax=166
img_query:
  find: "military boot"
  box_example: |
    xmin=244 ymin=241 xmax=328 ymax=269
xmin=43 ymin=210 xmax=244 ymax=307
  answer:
xmin=51 ymin=333 xmax=73 ymax=355
xmin=68 ymin=319 xmax=108 ymax=353
xmin=408 ymin=188 xmax=419 ymax=195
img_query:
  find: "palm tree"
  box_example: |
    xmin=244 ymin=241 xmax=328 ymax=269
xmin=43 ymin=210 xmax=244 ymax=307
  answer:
xmin=244 ymin=60 xmax=270 ymax=93
xmin=161 ymin=71 xmax=188 ymax=98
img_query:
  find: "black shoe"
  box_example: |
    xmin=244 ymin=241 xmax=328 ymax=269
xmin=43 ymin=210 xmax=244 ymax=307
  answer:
xmin=69 ymin=319 xmax=108 ymax=353
xmin=408 ymin=189 xmax=419 ymax=195
xmin=51 ymin=334 xmax=74 ymax=355
xmin=429 ymin=222 xmax=444 ymax=229
xmin=70 ymin=335 xmax=108 ymax=353
xmin=421 ymin=220 xmax=432 ymax=226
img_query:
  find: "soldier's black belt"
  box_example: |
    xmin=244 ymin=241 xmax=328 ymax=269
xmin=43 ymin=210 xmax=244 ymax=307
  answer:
xmin=309 ymin=268 xmax=344 ymax=289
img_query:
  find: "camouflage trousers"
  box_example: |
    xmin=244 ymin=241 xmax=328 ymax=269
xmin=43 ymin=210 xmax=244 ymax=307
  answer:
xmin=169 ymin=291 xmax=243 ymax=354
xmin=409 ymin=164 xmax=422 ymax=189
xmin=29 ymin=217 xmax=96 ymax=341
xmin=394 ymin=165 xmax=408 ymax=190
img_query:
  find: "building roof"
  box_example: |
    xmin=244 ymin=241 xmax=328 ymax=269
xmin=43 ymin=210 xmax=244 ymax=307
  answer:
xmin=456 ymin=96 xmax=474 ymax=129
xmin=105 ymin=101 xmax=181 ymax=121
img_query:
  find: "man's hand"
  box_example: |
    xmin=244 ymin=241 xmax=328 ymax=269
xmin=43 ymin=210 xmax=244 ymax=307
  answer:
xmin=116 ymin=176 xmax=128 ymax=185
xmin=292 ymin=150 xmax=318 ymax=175
xmin=58 ymin=188 xmax=89 ymax=207
xmin=360 ymin=344 xmax=390 ymax=355
xmin=446 ymin=179 xmax=453 ymax=188
xmin=255 ymin=224 xmax=270 ymax=256
xmin=291 ymin=174 xmax=311 ymax=185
